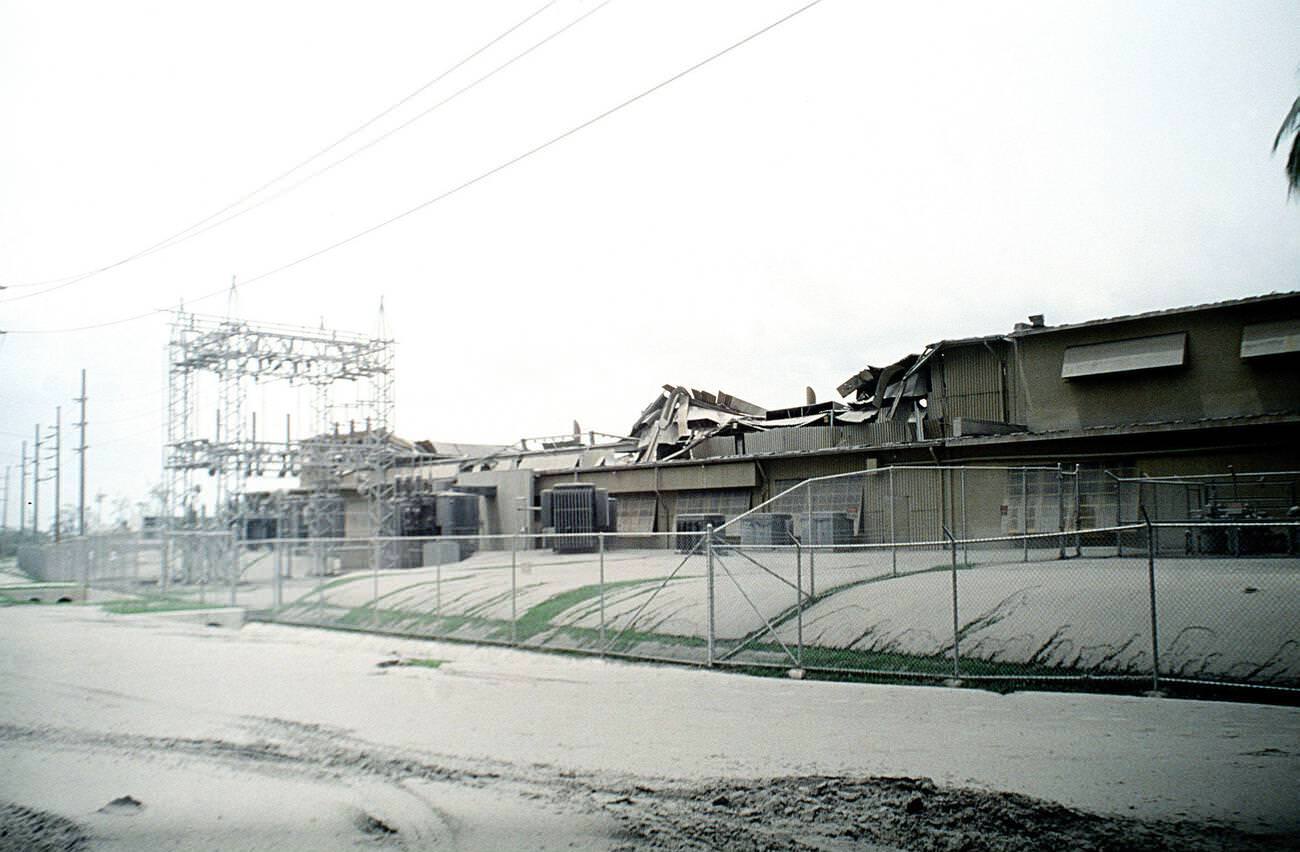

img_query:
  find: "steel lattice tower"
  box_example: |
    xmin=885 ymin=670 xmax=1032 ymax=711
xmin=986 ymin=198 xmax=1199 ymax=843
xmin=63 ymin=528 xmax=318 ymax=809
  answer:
xmin=163 ymin=310 xmax=396 ymax=579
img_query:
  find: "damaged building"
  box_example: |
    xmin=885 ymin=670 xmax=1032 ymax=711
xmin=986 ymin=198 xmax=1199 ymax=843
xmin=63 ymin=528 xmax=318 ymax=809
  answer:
xmin=265 ymin=291 xmax=1300 ymax=559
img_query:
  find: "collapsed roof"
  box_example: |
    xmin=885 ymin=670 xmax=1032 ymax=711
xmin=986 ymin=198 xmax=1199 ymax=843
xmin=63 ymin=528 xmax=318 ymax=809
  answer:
xmin=836 ymin=348 xmax=932 ymax=422
xmin=629 ymin=385 xmax=768 ymax=463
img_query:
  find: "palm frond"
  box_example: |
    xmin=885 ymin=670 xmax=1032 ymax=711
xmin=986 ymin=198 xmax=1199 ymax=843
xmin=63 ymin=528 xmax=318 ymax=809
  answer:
xmin=1287 ymin=132 xmax=1300 ymax=196
xmin=1275 ymin=95 xmax=1300 ymax=152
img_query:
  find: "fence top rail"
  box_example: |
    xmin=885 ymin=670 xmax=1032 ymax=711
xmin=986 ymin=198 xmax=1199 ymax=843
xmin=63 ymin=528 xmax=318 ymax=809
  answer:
xmin=675 ymin=523 xmax=1147 ymax=553
xmin=1107 ymin=470 xmax=1300 ymax=484
xmin=214 ymin=531 xmax=695 ymax=546
xmin=717 ymin=463 xmax=1077 ymax=533
xmin=163 ymin=533 xmax=237 ymax=541
xmin=840 ymin=523 xmax=1146 ymax=551
xmin=1151 ymin=520 xmax=1300 ymax=529
xmin=183 ymin=524 xmax=1153 ymax=551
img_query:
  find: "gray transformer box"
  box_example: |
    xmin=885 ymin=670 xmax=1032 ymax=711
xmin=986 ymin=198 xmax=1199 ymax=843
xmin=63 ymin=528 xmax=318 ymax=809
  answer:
xmin=421 ymin=539 xmax=465 ymax=567
xmin=435 ymin=492 xmax=480 ymax=560
xmin=675 ymin=513 xmax=725 ymax=553
xmin=738 ymin=513 xmax=794 ymax=547
xmin=540 ymin=483 xmax=616 ymax=553
xmin=808 ymin=511 xmax=855 ymax=547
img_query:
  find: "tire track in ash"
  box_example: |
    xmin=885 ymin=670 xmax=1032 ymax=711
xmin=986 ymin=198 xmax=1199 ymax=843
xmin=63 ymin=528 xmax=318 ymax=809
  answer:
xmin=0 ymin=722 xmax=1288 ymax=851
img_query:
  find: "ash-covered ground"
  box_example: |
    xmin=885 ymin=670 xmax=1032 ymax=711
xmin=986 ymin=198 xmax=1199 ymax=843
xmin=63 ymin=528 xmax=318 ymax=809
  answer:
xmin=0 ymin=722 xmax=1289 ymax=851
xmin=0 ymin=603 xmax=1296 ymax=850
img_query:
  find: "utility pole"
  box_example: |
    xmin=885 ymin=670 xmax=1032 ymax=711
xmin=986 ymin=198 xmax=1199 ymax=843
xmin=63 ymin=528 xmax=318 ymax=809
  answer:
xmin=19 ymin=441 xmax=27 ymax=535
xmin=32 ymin=424 xmax=41 ymax=536
xmin=2 ymin=464 xmax=9 ymax=530
xmin=53 ymin=406 xmax=62 ymax=542
xmin=75 ymin=369 xmax=87 ymax=536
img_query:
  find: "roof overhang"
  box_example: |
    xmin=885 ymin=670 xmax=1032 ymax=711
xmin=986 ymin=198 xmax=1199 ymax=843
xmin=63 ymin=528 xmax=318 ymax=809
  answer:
xmin=1240 ymin=319 xmax=1300 ymax=359
xmin=1061 ymin=332 xmax=1186 ymax=379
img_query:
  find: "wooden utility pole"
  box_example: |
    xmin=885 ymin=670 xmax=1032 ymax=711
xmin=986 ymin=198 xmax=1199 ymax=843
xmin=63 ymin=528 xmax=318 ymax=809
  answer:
xmin=75 ymin=369 xmax=87 ymax=536
xmin=32 ymin=424 xmax=41 ymax=536
xmin=53 ymin=406 xmax=62 ymax=542
xmin=19 ymin=441 xmax=27 ymax=535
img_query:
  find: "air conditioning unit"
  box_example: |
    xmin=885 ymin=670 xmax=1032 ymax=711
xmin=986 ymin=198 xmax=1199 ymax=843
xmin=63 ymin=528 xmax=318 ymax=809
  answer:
xmin=808 ymin=511 xmax=854 ymax=547
xmin=674 ymin=513 xmax=725 ymax=553
xmin=738 ymin=513 xmax=794 ymax=547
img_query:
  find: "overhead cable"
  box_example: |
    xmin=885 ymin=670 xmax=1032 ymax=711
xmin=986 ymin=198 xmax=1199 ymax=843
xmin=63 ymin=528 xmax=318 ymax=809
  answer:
xmin=45 ymin=0 xmax=617 ymax=285
xmin=0 ymin=1 xmax=557 ymax=299
xmin=4 ymin=0 xmax=827 ymax=335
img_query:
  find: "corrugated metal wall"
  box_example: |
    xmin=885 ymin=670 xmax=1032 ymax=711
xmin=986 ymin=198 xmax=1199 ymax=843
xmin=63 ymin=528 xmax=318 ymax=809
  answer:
xmin=861 ymin=468 xmax=948 ymax=543
xmin=692 ymin=435 xmax=739 ymax=458
xmin=937 ymin=344 xmax=1006 ymax=424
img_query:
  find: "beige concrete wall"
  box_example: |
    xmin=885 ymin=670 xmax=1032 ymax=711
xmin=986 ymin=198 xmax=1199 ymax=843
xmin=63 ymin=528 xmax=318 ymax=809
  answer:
xmin=455 ymin=468 xmax=535 ymax=542
xmin=1012 ymin=297 xmax=1300 ymax=433
xmin=534 ymin=460 xmax=756 ymax=495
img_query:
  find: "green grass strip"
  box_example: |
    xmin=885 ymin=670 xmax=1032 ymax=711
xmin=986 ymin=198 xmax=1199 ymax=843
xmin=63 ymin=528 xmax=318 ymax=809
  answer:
xmin=512 ymin=577 xmax=676 ymax=641
xmin=101 ymin=598 xmax=234 ymax=615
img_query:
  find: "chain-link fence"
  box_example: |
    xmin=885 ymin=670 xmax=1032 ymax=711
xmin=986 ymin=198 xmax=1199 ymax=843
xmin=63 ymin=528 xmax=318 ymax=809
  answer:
xmin=16 ymin=467 xmax=1299 ymax=695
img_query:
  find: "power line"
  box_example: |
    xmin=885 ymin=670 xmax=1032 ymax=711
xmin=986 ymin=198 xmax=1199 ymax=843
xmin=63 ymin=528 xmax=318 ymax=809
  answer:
xmin=5 ymin=0 xmax=827 ymax=335
xmin=94 ymin=0 xmax=618 ymax=270
xmin=0 ymin=1 xmax=558 ymax=300
xmin=87 ymin=407 xmax=160 ymax=428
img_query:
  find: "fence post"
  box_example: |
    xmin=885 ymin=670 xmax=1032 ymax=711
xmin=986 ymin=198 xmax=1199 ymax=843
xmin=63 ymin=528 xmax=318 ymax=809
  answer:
xmin=945 ymin=526 xmax=960 ymax=682
xmin=371 ymin=535 xmax=381 ymax=622
xmin=889 ymin=467 xmax=897 ymax=576
xmin=80 ymin=539 xmax=89 ymax=600
xmin=313 ymin=540 xmax=324 ymax=621
xmin=805 ymin=479 xmax=816 ymax=593
xmin=809 ymin=539 xmax=817 ymax=597
xmin=1057 ymin=465 xmax=1066 ymax=560
xmin=510 ymin=532 xmax=518 ymax=645
xmin=598 ymin=532 xmax=606 ymax=656
xmin=961 ymin=467 xmax=969 ymax=567
xmin=198 ymin=539 xmax=206 ymax=607
xmin=706 ymin=523 xmax=716 ymax=666
xmin=272 ymin=539 xmax=282 ymax=610
xmin=1116 ymin=475 xmax=1124 ymax=557
xmin=805 ymin=483 xmax=813 ymax=561
xmin=1022 ymin=469 xmax=1029 ymax=562
xmin=160 ymin=533 xmax=170 ymax=595
xmin=229 ymin=534 xmax=239 ymax=607
xmin=795 ymin=539 xmax=803 ymax=668
xmin=1073 ymin=464 xmax=1083 ymax=558
xmin=1141 ymin=508 xmax=1161 ymax=695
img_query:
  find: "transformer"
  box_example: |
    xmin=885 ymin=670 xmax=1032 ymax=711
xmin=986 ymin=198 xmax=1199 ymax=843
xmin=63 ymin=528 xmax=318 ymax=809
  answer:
xmin=807 ymin=511 xmax=855 ymax=547
xmin=540 ymin=483 xmax=618 ymax=553
xmin=738 ymin=513 xmax=794 ymax=547
xmin=393 ymin=491 xmax=480 ymax=567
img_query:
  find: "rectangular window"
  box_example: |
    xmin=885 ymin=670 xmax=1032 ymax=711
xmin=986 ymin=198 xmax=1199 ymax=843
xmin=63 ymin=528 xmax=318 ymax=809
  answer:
xmin=1060 ymin=332 xmax=1186 ymax=379
xmin=1240 ymin=320 xmax=1300 ymax=359
xmin=770 ymin=476 xmax=865 ymax=539
xmin=616 ymin=493 xmax=657 ymax=533
xmin=674 ymin=489 xmax=751 ymax=521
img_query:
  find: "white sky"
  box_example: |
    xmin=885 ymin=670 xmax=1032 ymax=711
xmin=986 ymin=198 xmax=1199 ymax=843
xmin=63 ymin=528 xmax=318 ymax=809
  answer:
xmin=2 ymin=0 xmax=1299 ymax=524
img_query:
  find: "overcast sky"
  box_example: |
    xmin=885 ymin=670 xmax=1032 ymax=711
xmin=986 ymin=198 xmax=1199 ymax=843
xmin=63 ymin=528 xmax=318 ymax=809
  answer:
xmin=2 ymin=0 xmax=1298 ymax=525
